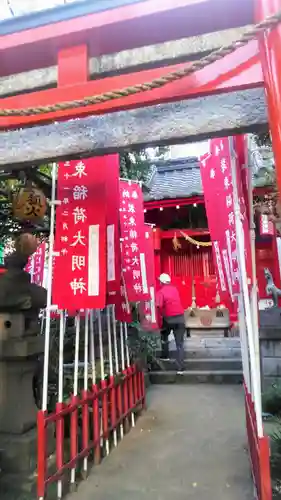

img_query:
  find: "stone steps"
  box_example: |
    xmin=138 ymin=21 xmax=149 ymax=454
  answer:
xmin=151 ymin=336 xmax=242 ymax=384
xmin=153 ymin=358 xmax=242 ymax=371
xmin=149 ymin=370 xmax=243 ymax=385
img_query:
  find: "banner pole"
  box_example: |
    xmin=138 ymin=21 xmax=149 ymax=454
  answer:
xmin=229 ymin=137 xmax=263 ymax=437
xmin=247 ymin=139 xmax=261 ymax=399
xmin=42 ymin=162 xmax=57 ymax=412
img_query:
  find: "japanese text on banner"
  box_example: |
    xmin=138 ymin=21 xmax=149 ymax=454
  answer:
xmin=119 ymin=181 xmax=149 ymax=302
xmin=200 ymin=137 xmax=251 ymax=300
xmin=26 ymin=242 xmax=46 ymax=286
xmin=139 ymin=226 xmax=158 ymax=330
xmin=53 ymin=158 xmax=106 ymax=310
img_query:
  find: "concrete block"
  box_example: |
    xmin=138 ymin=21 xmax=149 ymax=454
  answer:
xmin=262 ymin=357 xmax=281 ymax=377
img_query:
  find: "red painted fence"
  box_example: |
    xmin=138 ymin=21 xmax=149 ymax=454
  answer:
xmin=244 ymin=384 xmax=272 ymax=500
xmin=37 ymin=364 xmax=145 ymax=499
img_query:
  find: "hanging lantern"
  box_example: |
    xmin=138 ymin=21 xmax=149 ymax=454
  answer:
xmin=12 ymin=187 xmax=47 ymax=222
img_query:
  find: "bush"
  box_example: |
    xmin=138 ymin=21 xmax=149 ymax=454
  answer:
xmin=262 ymin=385 xmax=281 ymax=416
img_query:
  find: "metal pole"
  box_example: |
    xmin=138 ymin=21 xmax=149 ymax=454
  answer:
xmin=107 ymin=306 xmax=117 ymax=447
xmin=89 ymin=310 xmax=96 ymax=385
xmin=247 ymin=140 xmax=261 ymax=398
xmin=83 ymin=310 xmax=89 ymax=476
xmin=70 ymin=312 xmax=81 ymax=487
xmin=57 ymin=310 xmax=65 ymax=500
xmin=124 ymin=322 xmax=135 ymax=427
xmin=42 ymin=163 xmax=57 ymax=412
xmin=229 ymin=137 xmax=263 ymax=437
xmin=98 ymin=310 xmax=107 ymax=453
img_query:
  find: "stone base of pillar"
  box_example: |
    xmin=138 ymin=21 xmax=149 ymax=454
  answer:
xmin=0 ymin=425 xmax=55 ymax=500
xmin=0 ymin=312 xmax=55 ymax=499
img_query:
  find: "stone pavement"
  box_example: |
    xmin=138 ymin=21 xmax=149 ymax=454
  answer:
xmin=66 ymin=385 xmax=254 ymax=500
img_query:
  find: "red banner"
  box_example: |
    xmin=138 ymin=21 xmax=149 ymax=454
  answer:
xmin=139 ymin=226 xmax=158 ymax=330
xmin=119 ymin=181 xmax=150 ymax=302
xmin=200 ymin=137 xmax=252 ymax=301
xmin=53 ymin=158 xmax=107 ymax=310
xmin=260 ymin=214 xmax=275 ymax=236
xmin=103 ymin=155 xmax=122 ymax=304
xmin=115 ymin=275 xmax=133 ymax=323
xmin=26 ymin=242 xmax=46 ymax=286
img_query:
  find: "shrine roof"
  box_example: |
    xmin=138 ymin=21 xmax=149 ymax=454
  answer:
xmin=144 ymin=155 xmax=274 ymax=201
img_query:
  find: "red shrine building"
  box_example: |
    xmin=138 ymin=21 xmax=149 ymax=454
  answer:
xmin=144 ymin=140 xmax=280 ymax=314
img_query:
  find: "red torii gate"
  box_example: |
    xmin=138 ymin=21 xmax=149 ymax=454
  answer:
xmin=0 ymin=1 xmax=280 ymax=499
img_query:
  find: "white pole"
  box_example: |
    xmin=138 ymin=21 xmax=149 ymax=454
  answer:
xmin=107 ymin=306 xmax=117 ymax=447
xmin=89 ymin=310 xmax=96 ymax=385
xmin=98 ymin=310 xmax=105 ymax=380
xmin=112 ymin=305 xmax=119 ymax=373
xmin=124 ymin=322 xmax=135 ymax=427
xmin=247 ymin=143 xmax=261 ymax=398
xmin=119 ymin=321 xmax=125 ymax=440
xmin=229 ymin=137 xmax=263 ymax=437
xmin=83 ymin=310 xmax=89 ymax=476
xmin=112 ymin=305 xmax=123 ymax=439
xmin=70 ymin=312 xmax=81 ymax=486
xmin=238 ymin=294 xmax=250 ymax=390
xmin=42 ymin=163 xmax=57 ymax=412
xmin=120 ymin=322 xmax=125 ymax=372
xmin=57 ymin=310 xmax=65 ymax=500
xmin=97 ymin=310 xmax=106 ymax=452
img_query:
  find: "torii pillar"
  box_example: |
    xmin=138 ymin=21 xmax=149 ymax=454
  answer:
xmin=256 ymin=0 xmax=281 ymax=196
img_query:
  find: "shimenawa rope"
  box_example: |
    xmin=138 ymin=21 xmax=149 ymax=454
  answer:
xmin=1 ymin=10 xmax=281 ymax=117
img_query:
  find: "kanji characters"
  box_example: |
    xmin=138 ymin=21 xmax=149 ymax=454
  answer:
xmin=133 ymin=283 xmax=142 ymax=293
xmin=224 ymin=177 xmax=230 ymax=190
xmin=73 ymin=161 xmax=87 ymax=178
xmin=73 ymin=185 xmax=88 ymax=201
xmin=72 ymin=255 xmax=86 ymax=271
xmin=221 ymin=158 xmax=227 ymax=173
xmin=133 ymin=269 xmax=141 ymax=280
xmin=132 ymin=256 xmax=139 ymax=266
xmin=131 ymin=242 xmax=138 ymax=252
xmin=63 ymin=198 xmax=69 ymax=204
xmin=132 ymin=191 xmax=138 ymax=199
xmin=128 ymin=204 xmax=135 ymax=213
xmin=70 ymin=278 xmax=87 ymax=295
xmin=210 ymin=168 xmax=215 ymax=179
xmin=129 ymin=230 xmax=138 ymax=239
xmin=73 ymin=207 xmax=87 ymax=224
xmin=226 ymin=194 xmax=232 ymax=208
xmin=71 ymin=231 xmax=86 ymax=246
xmin=228 ymin=212 xmax=234 ymax=226
xmin=63 ymin=223 xmax=68 ymax=230
xmin=129 ymin=216 xmax=136 ymax=226
xmin=122 ymin=190 xmax=130 ymax=198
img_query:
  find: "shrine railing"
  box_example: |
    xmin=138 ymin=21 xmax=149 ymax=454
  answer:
xmin=244 ymin=383 xmax=272 ymax=500
xmin=37 ymin=308 xmax=146 ymax=500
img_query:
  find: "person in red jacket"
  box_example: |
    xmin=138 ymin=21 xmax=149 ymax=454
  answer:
xmin=156 ymin=273 xmax=186 ymax=373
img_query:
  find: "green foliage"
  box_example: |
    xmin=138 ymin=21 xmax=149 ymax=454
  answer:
xmin=254 ymin=131 xmax=272 ymax=148
xmin=126 ymin=322 xmax=163 ymax=370
xmin=120 ymin=146 xmax=169 ymax=182
xmin=262 ymin=385 xmax=281 ymax=416
xmin=269 ymin=419 xmax=281 ymax=497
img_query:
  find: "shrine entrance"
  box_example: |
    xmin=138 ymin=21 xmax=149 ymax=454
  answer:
xmin=1 ymin=1 xmax=281 ymax=499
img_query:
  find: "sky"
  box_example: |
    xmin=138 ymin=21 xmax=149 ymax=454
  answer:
xmin=0 ymin=0 xmax=83 ymax=20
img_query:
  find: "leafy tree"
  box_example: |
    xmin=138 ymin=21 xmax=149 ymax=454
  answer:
xmin=120 ymin=146 xmax=169 ymax=182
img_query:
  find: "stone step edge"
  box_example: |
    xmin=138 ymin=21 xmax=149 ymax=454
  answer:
xmin=158 ymin=358 xmax=242 ymax=363
xmin=150 ymin=370 xmax=243 ymax=375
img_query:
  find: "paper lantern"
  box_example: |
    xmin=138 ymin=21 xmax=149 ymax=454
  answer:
xmin=13 ymin=187 xmax=47 ymax=221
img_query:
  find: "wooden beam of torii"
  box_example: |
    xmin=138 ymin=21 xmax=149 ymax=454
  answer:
xmin=0 ymin=88 xmax=267 ymax=170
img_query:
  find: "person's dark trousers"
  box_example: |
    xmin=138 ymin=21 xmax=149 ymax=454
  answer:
xmin=161 ymin=315 xmax=185 ymax=370
xmin=160 ymin=319 xmax=170 ymax=359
